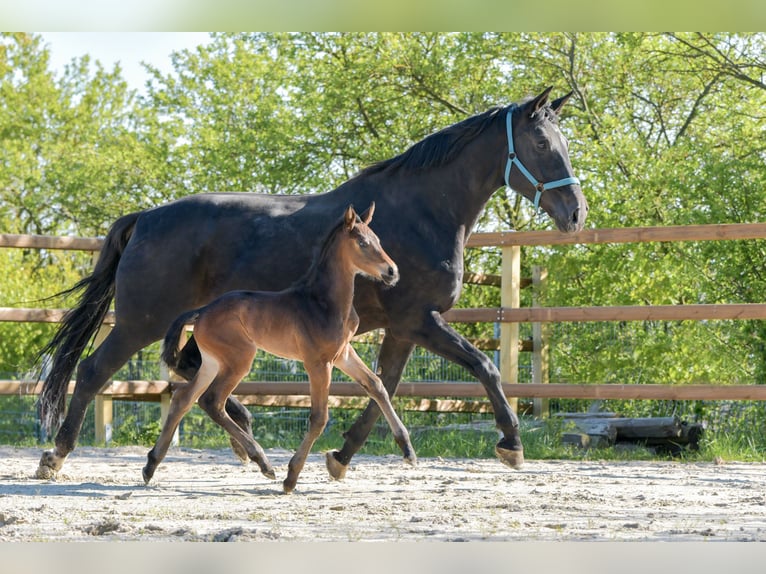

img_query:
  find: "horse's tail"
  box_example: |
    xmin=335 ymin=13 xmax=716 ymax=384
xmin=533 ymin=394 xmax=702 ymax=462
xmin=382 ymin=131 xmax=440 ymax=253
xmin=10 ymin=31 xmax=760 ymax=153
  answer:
xmin=37 ymin=212 xmax=140 ymax=433
xmin=160 ymin=309 xmax=202 ymax=375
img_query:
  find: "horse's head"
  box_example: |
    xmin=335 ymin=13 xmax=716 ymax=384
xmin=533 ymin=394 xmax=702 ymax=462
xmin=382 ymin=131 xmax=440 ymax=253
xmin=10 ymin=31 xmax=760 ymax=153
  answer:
xmin=343 ymin=203 xmax=399 ymax=286
xmin=505 ymin=86 xmax=588 ymax=233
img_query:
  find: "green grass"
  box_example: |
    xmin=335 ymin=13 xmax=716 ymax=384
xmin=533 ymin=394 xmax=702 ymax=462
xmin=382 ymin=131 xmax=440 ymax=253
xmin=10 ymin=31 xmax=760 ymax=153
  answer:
xmin=140 ymin=412 xmax=766 ymax=464
xmin=8 ymin=397 xmax=766 ymax=464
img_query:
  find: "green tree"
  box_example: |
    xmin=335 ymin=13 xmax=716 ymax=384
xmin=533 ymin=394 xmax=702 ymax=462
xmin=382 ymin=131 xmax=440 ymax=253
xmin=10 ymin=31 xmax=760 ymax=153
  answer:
xmin=3 ymin=32 xmax=766 ymax=389
xmin=515 ymin=33 xmax=766 ymax=384
xmin=0 ymin=33 xmax=170 ymax=373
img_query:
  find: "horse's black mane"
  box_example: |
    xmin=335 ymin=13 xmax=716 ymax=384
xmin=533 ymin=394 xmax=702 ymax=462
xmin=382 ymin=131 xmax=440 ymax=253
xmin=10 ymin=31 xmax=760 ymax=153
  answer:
xmin=356 ymin=98 xmax=562 ymax=179
xmin=357 ymin=105 xmax=506 ymax=177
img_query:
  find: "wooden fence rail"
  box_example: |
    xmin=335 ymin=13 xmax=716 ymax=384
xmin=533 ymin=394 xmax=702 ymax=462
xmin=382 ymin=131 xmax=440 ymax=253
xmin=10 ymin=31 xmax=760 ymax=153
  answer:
xmin=4 ymin=222 xmax=766 ymax=251
xmin=4 ymin=380 xmax=766 ymax=406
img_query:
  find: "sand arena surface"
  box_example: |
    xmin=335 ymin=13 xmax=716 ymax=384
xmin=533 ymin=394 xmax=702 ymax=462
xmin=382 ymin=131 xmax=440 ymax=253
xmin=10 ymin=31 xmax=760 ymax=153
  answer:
xmin=1 ymin=446 xmax=765 ymax=541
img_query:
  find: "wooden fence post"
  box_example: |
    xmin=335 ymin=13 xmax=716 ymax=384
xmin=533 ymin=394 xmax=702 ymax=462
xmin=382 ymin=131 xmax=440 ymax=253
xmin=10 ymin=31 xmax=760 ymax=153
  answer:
xmin=500 ymin=245 xmax=521 ymax=413
xmin=93 ymin=323 xmax=113 ymax=445
xmin=532 ymin=266 xmax=550 ymax=418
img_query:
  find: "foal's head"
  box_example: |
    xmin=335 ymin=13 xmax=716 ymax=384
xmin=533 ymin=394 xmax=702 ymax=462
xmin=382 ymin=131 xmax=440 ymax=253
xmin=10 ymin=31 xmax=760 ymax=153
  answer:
xmin=340 ymin=203 xmax=399 ymax=286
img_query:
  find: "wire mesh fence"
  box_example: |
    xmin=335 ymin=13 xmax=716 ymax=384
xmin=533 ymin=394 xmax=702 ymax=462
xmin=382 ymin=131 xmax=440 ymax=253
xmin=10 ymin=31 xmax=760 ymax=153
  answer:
xmin=2 ymin=322 xmax=765 ymax=449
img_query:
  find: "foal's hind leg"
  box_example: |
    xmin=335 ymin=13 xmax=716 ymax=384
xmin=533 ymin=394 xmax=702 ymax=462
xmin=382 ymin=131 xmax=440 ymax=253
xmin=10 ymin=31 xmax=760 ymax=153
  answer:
xmin=198 ymin=372 xmax=275 ymax=480
xmin=334 ymin=344 xmax=416 ymax=471
xmin=142 ymin=353 xmax=219 ymax=483
xmin=173 ymin=335 xmax=253 ymax=464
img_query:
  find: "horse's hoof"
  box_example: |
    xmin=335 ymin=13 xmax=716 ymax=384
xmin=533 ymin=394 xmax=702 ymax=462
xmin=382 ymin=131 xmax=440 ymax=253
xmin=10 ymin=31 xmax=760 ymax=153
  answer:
xmin=495 ymin=445 xmax=524 ymax=470
xmin=229 ymin=437 xmax=249 ymax=465
xmin=142 ymin=467 xmax=154 ymax=485
xmin=282 ymin=479 xmax=295 ymax=494
xmin=35 ymin=464 xmax=56 ymax=480
xmin=404 ymin=454 xmax=417 ymax=467
xmin=35 ymin=450 xmax=62 ymax=480
xmin=325 ymin=450 xmax=348 ymax=480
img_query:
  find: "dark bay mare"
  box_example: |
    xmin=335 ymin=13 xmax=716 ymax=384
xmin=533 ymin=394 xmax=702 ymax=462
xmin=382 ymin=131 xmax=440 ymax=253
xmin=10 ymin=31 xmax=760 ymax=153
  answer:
xmin=36 ymin=86 xmax=587 ymax=480
xmin=144 ymin=204 xmax=415 ymax=493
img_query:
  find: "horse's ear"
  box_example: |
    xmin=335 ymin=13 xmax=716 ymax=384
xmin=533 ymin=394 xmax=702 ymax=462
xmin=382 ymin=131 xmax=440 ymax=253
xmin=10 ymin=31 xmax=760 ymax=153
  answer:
xmin=360 ymin=202 xmax=375 ymax=225
xmin=344 ymin=205 xmax=357 ymax=231
xmin=529 ymin=86 xmax=553 ymax=116
xmin=551 ymin=91 xmax=573 ymax=115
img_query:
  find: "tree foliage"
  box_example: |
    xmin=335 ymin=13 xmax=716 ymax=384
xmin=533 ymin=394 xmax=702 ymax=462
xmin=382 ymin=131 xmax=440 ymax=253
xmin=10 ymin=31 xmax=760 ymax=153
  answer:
xmin=1 ymin=32 xmax=765 ymax=384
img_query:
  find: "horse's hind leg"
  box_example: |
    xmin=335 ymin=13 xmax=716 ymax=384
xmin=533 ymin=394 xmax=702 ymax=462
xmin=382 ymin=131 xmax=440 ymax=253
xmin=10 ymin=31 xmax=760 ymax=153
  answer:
xmin=334 ymin=344 xmax=416 ymax=468
xmin=284 ymin=363 xmax=332 ymax=494
xmin=142 ymin=352 xmax=220 ymax=483
xmin=36 ymin=326 xmax=153 ymax=479
xmin=325 ymin=332 xmax=414 ymax=480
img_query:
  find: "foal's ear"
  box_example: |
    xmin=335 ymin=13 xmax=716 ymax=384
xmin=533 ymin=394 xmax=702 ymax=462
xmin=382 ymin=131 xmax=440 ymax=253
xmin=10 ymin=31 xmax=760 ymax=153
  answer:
xmin=529 ymin=85 xmax=553 ymax=116
xmin=360 ymin=201 xmax=375 ymax=225
xmin=344 ymin=205 xmax=357 ymax=231
xmin=551 ymin=91 xmax=573 ymax=115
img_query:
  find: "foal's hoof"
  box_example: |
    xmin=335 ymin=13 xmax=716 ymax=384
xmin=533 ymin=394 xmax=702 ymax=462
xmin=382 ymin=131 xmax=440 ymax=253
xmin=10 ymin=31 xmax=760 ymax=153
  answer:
xmin=282 ymin=479 xmax=296 ymax=494
xmin=325 ymin=450 xmax=348 ymax=480
xmin=141 ymin=466 xmax=154 ymax=485
xmin=262 ymin=467 xmax=276 ymax=481
xmin=495 ymin=445 xmax=525 ymax=470
xmin=404 ymin=453 xmax=417 ymax=467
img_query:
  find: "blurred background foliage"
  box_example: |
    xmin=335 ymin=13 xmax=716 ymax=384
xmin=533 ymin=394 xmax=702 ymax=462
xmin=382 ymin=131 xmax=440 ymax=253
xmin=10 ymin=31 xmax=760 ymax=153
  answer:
xmin=1 ymin=32 xmax=765 ymax=389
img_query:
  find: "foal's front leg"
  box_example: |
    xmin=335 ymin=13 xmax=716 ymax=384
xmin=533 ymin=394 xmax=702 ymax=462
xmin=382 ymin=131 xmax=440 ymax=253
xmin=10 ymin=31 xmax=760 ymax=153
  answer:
xmin=334 ymin=344 xmax=416 ymax=471
xmin=283 ymin=362 xmax=332 ymax=494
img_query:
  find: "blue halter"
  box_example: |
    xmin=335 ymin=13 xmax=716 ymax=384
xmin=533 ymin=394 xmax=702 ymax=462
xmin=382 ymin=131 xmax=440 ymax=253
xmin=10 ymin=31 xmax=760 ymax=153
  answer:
xmin=503 ymin=105 xmax=580 ymax=212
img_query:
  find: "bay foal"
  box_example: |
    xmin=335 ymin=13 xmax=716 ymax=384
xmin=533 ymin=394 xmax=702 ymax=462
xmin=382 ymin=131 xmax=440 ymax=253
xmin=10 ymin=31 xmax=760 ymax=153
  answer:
xmin=142 ymin=204 xmax=416 ymax=493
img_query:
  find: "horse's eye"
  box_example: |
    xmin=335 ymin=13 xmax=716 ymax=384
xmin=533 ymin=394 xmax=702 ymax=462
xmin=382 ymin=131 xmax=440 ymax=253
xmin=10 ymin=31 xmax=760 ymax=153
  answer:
xmin=358 ymin=239 xmax=369 ymax=249
xmin=536 ymin=140 xmax=549 ymax=151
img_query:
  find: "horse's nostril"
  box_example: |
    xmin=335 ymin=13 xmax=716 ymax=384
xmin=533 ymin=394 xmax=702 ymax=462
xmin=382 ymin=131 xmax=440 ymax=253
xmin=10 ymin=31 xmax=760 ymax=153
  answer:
xmin=572 ymin=208 xmax=579 ymax=224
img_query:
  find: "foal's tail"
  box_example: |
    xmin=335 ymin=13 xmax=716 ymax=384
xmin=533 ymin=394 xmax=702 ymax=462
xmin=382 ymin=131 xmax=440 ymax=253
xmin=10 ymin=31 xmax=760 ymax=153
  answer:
xmin=37 ymin=212 xmax=141 ymax=433
xmin=160 ymin=309 xmax=202 ymax=376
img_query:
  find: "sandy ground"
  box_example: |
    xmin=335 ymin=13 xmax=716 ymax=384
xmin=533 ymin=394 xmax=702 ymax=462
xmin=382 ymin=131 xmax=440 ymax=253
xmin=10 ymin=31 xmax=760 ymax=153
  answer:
xmin=1 ymin=446 xmax=765 ymax=542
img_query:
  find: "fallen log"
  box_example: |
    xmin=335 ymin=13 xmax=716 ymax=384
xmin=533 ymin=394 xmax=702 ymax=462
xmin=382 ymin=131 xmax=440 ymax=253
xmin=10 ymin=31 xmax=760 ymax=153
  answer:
xmin=609 ymin=416 xmax=682 ymax=439
xmin=556 ymin=412 xmax=704 ymax=454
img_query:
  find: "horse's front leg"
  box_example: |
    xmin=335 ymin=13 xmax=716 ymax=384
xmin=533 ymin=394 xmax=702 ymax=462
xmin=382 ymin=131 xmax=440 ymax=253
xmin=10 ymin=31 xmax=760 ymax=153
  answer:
xmin=333 ymin=344 xmax=416 ymax=469
xmin=408 ymin=310 xmax=524 ymax=469
xmin=283 ymin=362 xmax=332 ymax=494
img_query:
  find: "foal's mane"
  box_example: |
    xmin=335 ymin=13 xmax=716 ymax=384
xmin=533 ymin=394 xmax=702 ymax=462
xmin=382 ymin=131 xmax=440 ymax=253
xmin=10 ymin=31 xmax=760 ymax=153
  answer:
xmin=292 ymin=212 xmax=357 ymax=291
xmin=357 ymin=106 xmax=505 ymax=178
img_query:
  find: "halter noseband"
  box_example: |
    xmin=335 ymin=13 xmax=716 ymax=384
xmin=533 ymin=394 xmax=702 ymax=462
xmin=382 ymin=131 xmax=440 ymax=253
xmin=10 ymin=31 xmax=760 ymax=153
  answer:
xmin=503 ymin=105 xmax=580 ymax=212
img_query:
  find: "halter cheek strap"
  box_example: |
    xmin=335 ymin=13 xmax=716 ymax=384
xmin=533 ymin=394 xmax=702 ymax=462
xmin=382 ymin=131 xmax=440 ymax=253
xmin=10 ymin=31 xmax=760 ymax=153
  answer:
xmin=503 ymin=106 xmax=580 ymax=212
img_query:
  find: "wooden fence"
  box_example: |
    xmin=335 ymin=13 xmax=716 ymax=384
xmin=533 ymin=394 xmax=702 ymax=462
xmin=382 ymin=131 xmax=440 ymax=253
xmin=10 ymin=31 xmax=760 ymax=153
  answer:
xmin=3 ymin=222 xmax=766 ymax=443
